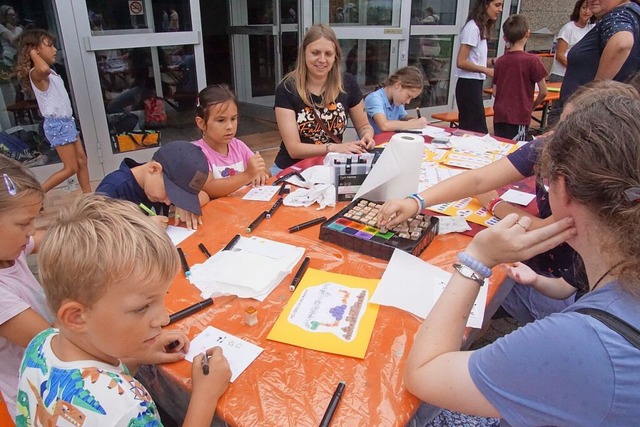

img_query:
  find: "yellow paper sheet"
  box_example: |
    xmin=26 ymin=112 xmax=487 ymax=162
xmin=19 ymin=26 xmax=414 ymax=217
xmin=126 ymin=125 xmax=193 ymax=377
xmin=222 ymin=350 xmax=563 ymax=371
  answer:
xmin=429 ymin=197 xmax=500 ymax=227
xmin=267 ymin=268 xmax=380 ymax=359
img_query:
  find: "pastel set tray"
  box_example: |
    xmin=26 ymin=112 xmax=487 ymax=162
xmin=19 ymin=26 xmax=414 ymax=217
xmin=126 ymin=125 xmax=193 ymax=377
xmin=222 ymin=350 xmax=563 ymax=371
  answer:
xmin=319 ymin=198 xmax=439 ymax=260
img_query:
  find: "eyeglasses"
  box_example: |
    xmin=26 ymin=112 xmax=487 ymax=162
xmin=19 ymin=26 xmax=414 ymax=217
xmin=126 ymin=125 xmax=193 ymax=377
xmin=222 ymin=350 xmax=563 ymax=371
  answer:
xmin=3 ymin=173 xmax=16 ymax=196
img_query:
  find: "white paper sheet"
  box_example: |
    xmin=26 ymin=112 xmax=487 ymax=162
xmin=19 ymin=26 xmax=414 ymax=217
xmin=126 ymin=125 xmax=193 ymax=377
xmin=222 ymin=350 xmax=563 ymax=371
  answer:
xmin=501 ymin=189 xmax=536 ymax=206
xmin=242 ymin=185 xmax=280 ymax=201
xmin=166 ymin=225 xmax=196 ymax=246
xmin=188 ymin=236 xmax=305 ymax=301
xmin=435 ymin=216 xmax=472 ymax=234
xmin=418 ymin=125 xmax=451 ymax=138
xmin=354 ymin=133 xmax=423 ymax=201
xmin=370 ymin=249 xmax=487 ymax=328
xmin=420 ymin=165 xmax=464 ymax=188
xmin=185 ymin=326 xmax=263 ymax=382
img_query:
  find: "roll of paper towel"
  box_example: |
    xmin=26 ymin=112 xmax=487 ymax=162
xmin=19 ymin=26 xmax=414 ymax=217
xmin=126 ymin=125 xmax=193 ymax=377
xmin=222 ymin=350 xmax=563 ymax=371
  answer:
xmin=355 ymin=133 xmax=424 ymax=201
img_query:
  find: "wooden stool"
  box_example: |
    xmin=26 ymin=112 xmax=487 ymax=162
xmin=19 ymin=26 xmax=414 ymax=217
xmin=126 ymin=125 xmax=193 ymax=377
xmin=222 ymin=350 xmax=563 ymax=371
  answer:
xmin=431 ymin=106 xmax=494 ymax=128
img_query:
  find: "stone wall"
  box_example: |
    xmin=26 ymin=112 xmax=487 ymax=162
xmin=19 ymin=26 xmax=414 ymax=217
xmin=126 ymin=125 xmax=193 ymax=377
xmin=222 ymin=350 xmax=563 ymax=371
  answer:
xmin=520 ymin=0 xmax=578 ymax=51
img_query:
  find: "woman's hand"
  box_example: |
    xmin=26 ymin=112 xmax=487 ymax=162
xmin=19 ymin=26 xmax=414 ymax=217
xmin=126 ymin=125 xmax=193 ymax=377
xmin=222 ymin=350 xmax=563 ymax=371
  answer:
xmin=360 ymin=133 xmax=376 ymax=150
xmin=333 ymin=140 xmax=369 ymax=154
xmin=377 ymin=198 xmax=420 ymax=229
xmin=465 ymin=213 xmax=576 ymax=269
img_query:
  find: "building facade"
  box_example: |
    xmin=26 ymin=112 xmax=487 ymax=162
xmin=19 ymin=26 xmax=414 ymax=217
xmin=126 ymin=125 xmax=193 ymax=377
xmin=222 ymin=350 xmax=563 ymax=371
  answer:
xmin=0 ymin=0 xmax=572 ymax=182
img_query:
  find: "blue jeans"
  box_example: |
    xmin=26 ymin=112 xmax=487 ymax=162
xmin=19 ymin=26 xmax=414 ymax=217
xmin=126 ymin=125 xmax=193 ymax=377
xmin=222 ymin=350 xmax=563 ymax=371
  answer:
xmin=501 ymin=278 xmax=575 ymax=324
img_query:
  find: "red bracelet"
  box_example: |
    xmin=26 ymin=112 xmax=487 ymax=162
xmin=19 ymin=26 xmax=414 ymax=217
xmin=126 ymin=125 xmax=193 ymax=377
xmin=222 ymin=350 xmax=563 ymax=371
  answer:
xmin=487 ymin=197 xmax=503 ymax=217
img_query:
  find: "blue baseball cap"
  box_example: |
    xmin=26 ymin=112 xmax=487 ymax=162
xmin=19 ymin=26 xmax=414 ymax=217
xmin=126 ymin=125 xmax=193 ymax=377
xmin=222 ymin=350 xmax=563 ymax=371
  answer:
xmin=152 ymin=141 xmax=209 ymax=215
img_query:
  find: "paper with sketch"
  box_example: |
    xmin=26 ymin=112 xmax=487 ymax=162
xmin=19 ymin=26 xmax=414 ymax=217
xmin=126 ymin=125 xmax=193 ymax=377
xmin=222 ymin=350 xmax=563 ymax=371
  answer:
xmin=501 ymin=189 xmax=536 ymax=206
xmin=418 ymin=125 xmax=451 ymax=138
xmin=267 ymin=268 xmax=380 ymax=358
xmin=370 ymin=249 xmax=487 ymax=328
xmin=166 ymin=225 xmax=196 ymax=246
xmin=189 ymin=236 xmax=305 ymax=301
xmin=185 ymin=326 xmax=263 ymax=382
xmin=354 ymin=133 xmax=423 ymax=201
xmin=449 ymin=134 xmax=515 ymax=156
xmin=242 ymin=185 xmax=280 ymax=201
xmin=420 ymin=165 xmax=464 ymax=188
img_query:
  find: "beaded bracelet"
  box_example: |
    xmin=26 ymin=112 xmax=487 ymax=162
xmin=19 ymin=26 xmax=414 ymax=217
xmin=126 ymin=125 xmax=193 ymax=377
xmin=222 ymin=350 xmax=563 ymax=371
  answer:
xmin=457 ymin=252 xmax=492 ymax=278
xmin=487 ymin=197 xmax=504 ymax=217
xmin=406 ymin=195 xmax=422 ymax=213
xmin=407 ymin=193 xmax=426 ymax=210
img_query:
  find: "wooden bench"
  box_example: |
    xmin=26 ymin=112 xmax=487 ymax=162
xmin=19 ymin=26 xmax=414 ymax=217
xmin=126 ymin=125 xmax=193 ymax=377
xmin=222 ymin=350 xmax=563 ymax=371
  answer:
xmin=431 ymin=106 xmax=494 ymax=128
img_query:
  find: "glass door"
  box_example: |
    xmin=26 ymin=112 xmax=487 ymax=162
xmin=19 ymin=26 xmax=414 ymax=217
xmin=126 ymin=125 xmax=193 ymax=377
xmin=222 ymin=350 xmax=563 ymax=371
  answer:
xmin=229 ymin=0 xmax=300 ymax=107
xmin=59 ymin=0 xmax=205 ymax=175
xmin=313 ymin=0 xmax=406 ymax=95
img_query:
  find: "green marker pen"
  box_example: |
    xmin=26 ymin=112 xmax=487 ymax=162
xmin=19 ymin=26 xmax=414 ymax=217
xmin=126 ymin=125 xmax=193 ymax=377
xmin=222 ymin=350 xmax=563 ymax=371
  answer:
xmin=139 ymin=203 xmax=156 ymax=216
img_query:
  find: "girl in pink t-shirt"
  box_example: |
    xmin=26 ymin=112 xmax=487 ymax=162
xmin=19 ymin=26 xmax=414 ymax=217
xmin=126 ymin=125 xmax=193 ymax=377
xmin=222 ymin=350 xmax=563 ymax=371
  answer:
xmin=0 ymin=156 xmax=52 ymax=420
xmin=192 ymin=85 xmax=270 ymax=198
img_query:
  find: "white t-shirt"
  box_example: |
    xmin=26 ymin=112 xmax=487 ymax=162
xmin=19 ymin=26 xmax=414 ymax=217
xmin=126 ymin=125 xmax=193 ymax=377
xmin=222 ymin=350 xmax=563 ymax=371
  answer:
xmin=455 ymin=20 xmax=488 ymax=80
xmin=0 ymin=24 xmax=21 ymax=66
xmin=550 ymin=21 xmax=595 ymax=77
xmin=0 ymin=238 xmax=52 ymax=420
xmin=29 ymin=69 xmax=74 ymax=118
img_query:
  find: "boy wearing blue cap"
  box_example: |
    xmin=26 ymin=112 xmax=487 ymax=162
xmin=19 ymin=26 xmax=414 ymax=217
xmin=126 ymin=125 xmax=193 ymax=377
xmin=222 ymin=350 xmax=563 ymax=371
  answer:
xmin=96 ymin=141 xmax=210 ymax=229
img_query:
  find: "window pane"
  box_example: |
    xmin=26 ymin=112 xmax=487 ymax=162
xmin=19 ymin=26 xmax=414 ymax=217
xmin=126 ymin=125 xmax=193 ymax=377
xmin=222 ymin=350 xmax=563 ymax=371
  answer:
xmin=323 ymin=1 xmax=394 ymax=26
xmin=249 ymin=35 xmax=276 ymax=97
xmin=248 ymin=0 xmax=274 ymax=25
xmin=86 ymin=0 xmax=192 ymax=35
xmin=410 ymin=1 xmax=458 ymax=25
xmin=97 ymin=45 xmax=200 ymax=155
xmin=408 ymin=35 xmax=454 ymax=108
xmin=341 ymin=39 xmax=391 ymax=93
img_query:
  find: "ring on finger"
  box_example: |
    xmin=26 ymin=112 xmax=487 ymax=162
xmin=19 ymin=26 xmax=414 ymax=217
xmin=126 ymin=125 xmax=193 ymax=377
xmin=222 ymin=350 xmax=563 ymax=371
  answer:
xmin=515 ymin=221 xmax=527 ymax=230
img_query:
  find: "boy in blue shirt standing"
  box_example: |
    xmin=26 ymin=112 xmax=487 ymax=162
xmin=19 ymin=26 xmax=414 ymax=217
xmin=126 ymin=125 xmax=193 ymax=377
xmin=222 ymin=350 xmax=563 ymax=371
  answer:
xmin=492 ymin=15 xmax=548 ymax=141
xmin=96 ymin=140 xmax=210 ymax=230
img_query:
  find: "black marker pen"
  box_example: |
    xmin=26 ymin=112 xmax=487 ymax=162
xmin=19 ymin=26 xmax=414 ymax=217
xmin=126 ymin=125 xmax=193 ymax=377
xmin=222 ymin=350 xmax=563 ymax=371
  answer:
xmin=223 ymin=234 xmax=241 ymax=251
xmin=167 ymin=298 xmax=214 ymax=325
xmin=246 ymin=211 xmax=268 ymax=233
xmin=198 ymin=243 xmax=212 ymax=258
xmin=288 ymin=216 xmax=327 ymax=233
xmin=266 ymin=198 xmax=284 ymax=219
xmin=176 ymin=247 xmax=190 ymax=277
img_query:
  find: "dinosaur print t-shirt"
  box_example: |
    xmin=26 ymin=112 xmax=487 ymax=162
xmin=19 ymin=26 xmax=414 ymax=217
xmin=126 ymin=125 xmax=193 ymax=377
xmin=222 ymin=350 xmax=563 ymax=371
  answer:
xmin=16 ymin=329 xmax=162 ymax=426
xmin=273 ymin=73 xmax=363 ymax=169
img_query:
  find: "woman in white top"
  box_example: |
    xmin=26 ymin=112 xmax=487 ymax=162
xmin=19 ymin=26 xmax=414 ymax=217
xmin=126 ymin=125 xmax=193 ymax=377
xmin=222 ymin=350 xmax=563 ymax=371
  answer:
xmin=0 ymin=5 xmax=22 ymax=67
xmin=454 ymin=0 xmax=503 ymax=134
xmin=549 ymin=0 xmax=595 ymax=82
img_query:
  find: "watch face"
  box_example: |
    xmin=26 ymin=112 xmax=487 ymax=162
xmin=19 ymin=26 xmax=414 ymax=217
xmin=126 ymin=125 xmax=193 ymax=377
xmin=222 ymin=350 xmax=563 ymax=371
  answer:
xmin=453 ymin=263 xmax=485 ymax=286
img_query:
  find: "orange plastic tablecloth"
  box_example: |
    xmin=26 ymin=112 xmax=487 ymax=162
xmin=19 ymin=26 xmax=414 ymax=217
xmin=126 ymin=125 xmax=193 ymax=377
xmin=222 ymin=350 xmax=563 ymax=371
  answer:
xmin=140 ymin=182 xmax=510 ymax=426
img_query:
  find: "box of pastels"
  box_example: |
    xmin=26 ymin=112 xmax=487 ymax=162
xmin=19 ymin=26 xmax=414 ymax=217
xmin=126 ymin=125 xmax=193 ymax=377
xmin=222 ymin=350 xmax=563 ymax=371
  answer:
xmin=319 ymin=198 xmax=439 ymax=260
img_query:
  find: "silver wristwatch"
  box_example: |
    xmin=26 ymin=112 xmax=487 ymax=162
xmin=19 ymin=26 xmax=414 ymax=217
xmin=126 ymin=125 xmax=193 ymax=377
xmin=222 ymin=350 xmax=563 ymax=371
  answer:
xmin=452 ymin=263 xmax=485 ymax=286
